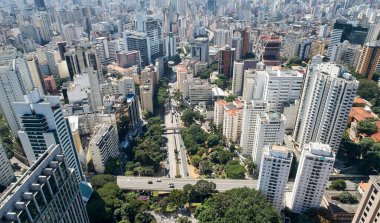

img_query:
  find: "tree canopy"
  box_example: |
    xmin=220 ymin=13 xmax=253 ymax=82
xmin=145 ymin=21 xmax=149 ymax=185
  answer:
xmin=329 ymin=179 xmax=346 ymax=191
xmin=195 ymin=187 xmax=280 ymax=223
xmin=356 ymin=119 xmax=378 ymax=135
xmin=225 ymin=160 xmax=246 ymax=179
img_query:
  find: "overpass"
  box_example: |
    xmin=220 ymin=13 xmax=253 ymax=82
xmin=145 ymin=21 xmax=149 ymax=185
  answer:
xmin=117 ymin=176 xmax=295 ymax=192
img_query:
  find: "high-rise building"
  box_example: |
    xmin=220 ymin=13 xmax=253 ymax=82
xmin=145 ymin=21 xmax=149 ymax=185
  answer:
xmin=242 ymin=69 xmax=266 ymax=102
xmin=88 ymin=124 xmax=119 ymax=173
xmin=63 ymin=24 xmax=83 ymax=45
xmin=352 ymin=175 xmax=380 ymax=223
xmin=240 ymin=100 xmax=268 ymax=156
xmin=124 ymin=30 xmax=151 ymax=66
xmin=222 ymin=100 xmax=244 ymax=143
xmin=26 ymin=53 xmax=46 ymax=96
xmin=126 ymin=93 xmax=142 ymax=130
xmin=14 ymin=89 xmax=85 ymax=182
xmin=164 ymin=32 xmax=177 ymax=58
xmin=190 ymin=37 xmax=209 ymax=62
xmin=0 ymin=145 xmax=90 ymax=223
xmin=252 ymin=113 xmax=286 ymax=167
xmin=263 ymin=67 xmax=304 ymax=113
xmin=116 ymin=50 xmax=141 ymax=68
xmin=231 ymin=61 xmax=244 ymax=96
xmin=34 ymin=0 xmax=46 ymax=11
xmin=257 ymin=145 xmax=292 ymax=213
xmin=0 ymin=47 xmax=35 ymax=137
xmin=218 ymin=45 xmax=236 ymax=77
xmin=0 ymin=143 xmax=14 ymax=188
xmin=207 ymin=0 xmax=216 ymax=15
xmin=327 ymin=20 xmax=369 ymax=58
xmin=215 ymin=29 xmax=231 ymax=47
xmin=356 ymin=41 xmax=380 ymax=80
xmin=294 ymin=63 xmax=358 ymax=151
xmin=65 ymin=49 xmax=81 ymax=80
xmin=290 ymin=142 xmax=335 ymax=214
xmin=258 ymin=35 xmax=282 ymax=66
xmin=366 ymin=23 xmax=380 ymax=42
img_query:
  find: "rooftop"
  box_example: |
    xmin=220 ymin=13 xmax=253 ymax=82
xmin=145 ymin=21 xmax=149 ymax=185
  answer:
xmin=349 ymin=107 xmax=377 ymax=122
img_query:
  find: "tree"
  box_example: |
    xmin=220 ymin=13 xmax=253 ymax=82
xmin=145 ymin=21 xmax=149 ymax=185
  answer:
xmin=195 ymin=187 xmax=280 ymax=223
xmin=135 ymin=213 xmax=156 ymax=223
xmin=336 ymin=192 xmax=358 ymax=204
xmin=225 ymin=160 xmax=245 ymax=179
xmin=87 ymin=183 xmax=124 ymax=223
xmin=147 ymin=117 xmax=163 ymax=126
xmin=357 ymin=120 xmax=378 ymax=135
xmin=90 ymin=174 xmax=116 ymax=189
xmin=191 ymin=155 xmax=202 ymax=168
xmin=207 ymin=134 xmax=220 ymax=148
xmin=181 ymin=110 xmax=203 ymax=127
xmin=104 ymin=157 xmax=121 ymax=174
xmin=225 ymin=94 xmax=236 ymax=102
xmin=329 ymin=179 xmax=347 ymax=191
xmin=359 ymin=137 xmax=375 ymax=157
xmin=183 ymin=180 xmax=216 ymax=203
xmin=199 ymin=160 xmax=213 ymax=176
xmin=356 ymin=79 xmax=379 ymax=103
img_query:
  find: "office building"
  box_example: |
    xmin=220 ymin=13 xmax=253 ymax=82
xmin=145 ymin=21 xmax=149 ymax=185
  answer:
xmin=165 ymin=32 xmax=177 ymax=58
xmin=0 ymin=145 xmax=90 ymax=223
xmin=352 ymin=176 xmax=380 ymax=223
xmin=187 ymin=79 xmax=212 ymax=105
xmin=290 ymin=142 xmax=335 ymax=214
xmin=65 ymin=49 xmax=81 ymax=80
xmin=43 ymin=76 xmax=57 ymax=93
xmin=294 ymin=63 xmax=358 ymax=151
xmin=190 ymin=37 xmax=209 ymax=62
xmin=327 ymin=20 xmax=369 ymax=58
xmin=240 ymin=100 xmax=267 ymax=156
xmin=257 ymin=145 xmax=292 ymax=213
xmin=145 ymin=18 xmax=164 ymax=62
xmin=14 ymin=89 xmax=85 ymax=182
xmin=88 ymin=124 xmax=119 ymax=174
xmin=215 ymin=29 xmax=231 ymax=47
xmin=258 ymin=35 xmax=281 ymax=66
xmin=356 ymin=41 xmax=380 ymax=80
xmin=26 ymin=53 xmax=45 ymax=96
xmin=231 ymin=61 xmax=244 ymax=96
xmin=242 ymin=69 xmax=266 ymax=102
xmin=126 ymin=93 xmax=142 ymax=130
xmin=218 ymin=45 xmax=236 ymax=77
xmin=34 ymin=0 xmax=46 ymax=10
xmin=63 ymin=24 xmax=83 ymax=44
xmin=252 ymin=113 xmax=286 ymax=167
xmin=0 ymin=143 xmax=14 ymax=188
xmin=366 ymin=23 xmax=380 ymax=43
xmin=207 ymin=0 xmax=216 ymax=15
xmin=124 ymin=30 xmax=151 ymax=66
xmin=263 ymin=67 xmax=304 ymax=113
xmin=116 ymin=50 xmax=141 ymax=68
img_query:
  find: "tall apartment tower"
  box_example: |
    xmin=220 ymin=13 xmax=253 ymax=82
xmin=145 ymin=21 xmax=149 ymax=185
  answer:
xmin=257 ymin=145 xmax=292 ymax=213
xmin=356 ymin=41 xmax=380 ymax=80
xmin=14 ymin=89 xmax=85 ymax=182
xmin=231 ymin=61 xmax=244 ymax=96
xmin=0 ymin=143 xmax=14 ymax=188
xmin=0 ymin=47 xmax=36 ymax=137
xmin=290 ymin=142 xmax=335 ymax=214
xmin=263 ymin=67 xmax=304 ymax=113
xmin=239 ymin=100 xmax=267 ymax=156
xmin=252 ymin=113 xmax=286 ymax=167
xmin=293 ymin=63 xmax=358 ymax=151
xmin=0 ymin=145 xmax=90 ymax=223
xmin=352 ymin=175 xmax=380 ymax=223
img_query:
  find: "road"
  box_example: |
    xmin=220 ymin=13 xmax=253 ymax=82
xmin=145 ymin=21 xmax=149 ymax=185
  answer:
xmin=117 ymin=176 xmax=293 ymax=192
xmin=165 ymin=112 xmax=178 ymax=178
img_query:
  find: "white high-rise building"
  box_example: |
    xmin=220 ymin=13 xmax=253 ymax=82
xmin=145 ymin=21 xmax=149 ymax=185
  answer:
xmin=290 ymin=142 xmax=335 ymax=214
xmin=257 ymin=145 xmax=292 ymax=213
xmin=0 ymin=47 xmax=36 ymax=137
xmin=263 ymin=67 xmax=304 ymax=112
xmin=252 ymin=113 xmax=286 ymax=167
xmin=239 ymin=100 xmax=268 ymax=156
xmin=215 ymin=29 xmax=231 ymax=47
xmin=231 ymin=61 xmax=244 ymax=96
xmin=242 ymin=69 xmax=266 ymax=101
xmin=222 ymin=100 xmax=244 ymax=143
xmin=88 ymin=124 xmax=119 ymax=173
xmin=0 ymin=143 xmax=14 ymax=187
xmin=294 ymin=63 xmax=359 ymax=151
xmin=14 ymin=89 xmax=85 ymax=182
xmin=190 ymin=37 xmax=209 ymax=62
xmin=63 ymin=24 xmax=83 ymax=44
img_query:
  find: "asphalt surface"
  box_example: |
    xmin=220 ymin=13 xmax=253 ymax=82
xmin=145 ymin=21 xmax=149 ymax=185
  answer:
xmin=117 ymin=176 xmax=295 ymax=192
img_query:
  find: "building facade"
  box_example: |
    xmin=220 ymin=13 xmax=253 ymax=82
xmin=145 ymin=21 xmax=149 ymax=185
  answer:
xmin=352 ymin=176 xmax=380 ymax=223
xmin=290 ymin=142 xmax=335 ymax=214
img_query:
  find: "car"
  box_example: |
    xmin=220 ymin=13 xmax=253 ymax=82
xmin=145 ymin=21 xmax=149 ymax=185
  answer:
xmin=147 ymin=181 xmax=153 ymax=184
xmin=169 ymin=183 xmax=175 ymax=188
xmin=156 ymin=179 xmax=162 ymax=182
